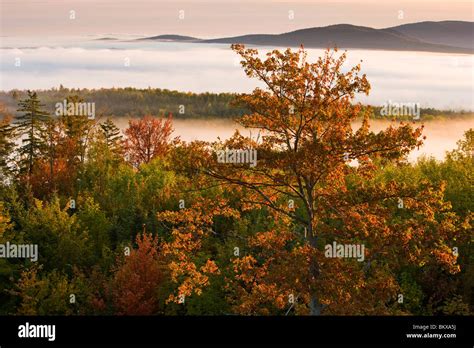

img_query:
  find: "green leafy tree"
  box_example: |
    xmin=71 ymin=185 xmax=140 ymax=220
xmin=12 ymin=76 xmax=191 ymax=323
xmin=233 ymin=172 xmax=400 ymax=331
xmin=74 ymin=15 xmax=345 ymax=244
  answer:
xmin=75 ymin=195 xmax=113 ymax=268
xmin=17 ymin=197 xmax=92 ymax=272
xmin=14 ymin=91 xmax=50 ymax=175
xmin=10 ymin=265 xmax=92 ymax=315
xmin=59 ymin=95 xmax=95 ymax=165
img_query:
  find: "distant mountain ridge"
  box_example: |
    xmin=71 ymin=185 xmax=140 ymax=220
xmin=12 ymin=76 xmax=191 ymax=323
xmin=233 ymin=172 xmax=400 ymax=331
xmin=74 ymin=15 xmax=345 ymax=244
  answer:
xmin=139 ymin=21 xmax=473 ymax=53
xmin=139 ymin=34 xmax=198 ymax=42
xmin=386 ymin=21 xmax=473 ymax=49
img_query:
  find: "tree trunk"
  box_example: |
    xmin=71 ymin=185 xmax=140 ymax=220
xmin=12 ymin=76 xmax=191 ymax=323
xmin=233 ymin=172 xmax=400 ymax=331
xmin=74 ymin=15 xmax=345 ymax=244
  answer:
xmin=307 ymin=224 xmax=323 ymax=315
xmin=309 ymin=295 xmax=323 ymax=315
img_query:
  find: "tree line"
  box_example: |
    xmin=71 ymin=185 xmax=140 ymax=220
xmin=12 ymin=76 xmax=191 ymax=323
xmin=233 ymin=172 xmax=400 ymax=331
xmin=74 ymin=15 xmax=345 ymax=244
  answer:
xmin=0 ymin=87 xmax=472 ymax=120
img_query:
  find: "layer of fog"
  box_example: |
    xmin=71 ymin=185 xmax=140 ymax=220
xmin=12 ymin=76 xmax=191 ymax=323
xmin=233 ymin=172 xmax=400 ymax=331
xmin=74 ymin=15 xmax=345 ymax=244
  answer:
xmin=110 ymin=117 xmax=473 ymax=162
xmin=1 ymin=41 xmax=473 ymax=110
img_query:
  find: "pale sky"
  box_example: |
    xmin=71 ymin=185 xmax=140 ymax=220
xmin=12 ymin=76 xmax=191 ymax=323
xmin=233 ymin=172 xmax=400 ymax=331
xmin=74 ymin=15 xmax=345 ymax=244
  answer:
xmin=1 ymin=0 xmax=473 ymax=38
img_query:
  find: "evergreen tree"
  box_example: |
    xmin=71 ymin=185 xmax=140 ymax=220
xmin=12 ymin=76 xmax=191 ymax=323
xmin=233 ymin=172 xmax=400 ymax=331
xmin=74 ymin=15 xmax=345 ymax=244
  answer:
xmin=0 ymin=105 xmax=16 ymax=181
xmin=100 ymin=118 xmax=123 ymax=153
xmin=14 ymin=91 xmax=49 ymax=175
xmin=38 ymin=118 xmax=62 ymax=191
xmin=59 ymin=95 xmax=94 ymax=165
xmin=0 ymin=118 xmax=14 ymax=176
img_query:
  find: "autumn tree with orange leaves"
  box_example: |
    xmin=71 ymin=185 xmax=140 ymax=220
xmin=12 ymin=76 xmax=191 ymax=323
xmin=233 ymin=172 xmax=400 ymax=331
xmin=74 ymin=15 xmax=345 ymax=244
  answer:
xmin=125 ymin=115 xmax=174 ymax=168
xmin=110 ymin=233 xmax=165 ymax=315
xmin=203 ymin=45 xmax=461 ymax=315
xmin=157 ymin=198 xmax=239 ymax=304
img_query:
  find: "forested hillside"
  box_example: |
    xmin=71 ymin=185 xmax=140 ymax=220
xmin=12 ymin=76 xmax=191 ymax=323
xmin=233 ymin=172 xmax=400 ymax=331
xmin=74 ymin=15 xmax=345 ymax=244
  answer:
xmin=0 ymin=88 xmax=246 ymax=119
xmin=0 ymin=88 xmax=472 ymax=120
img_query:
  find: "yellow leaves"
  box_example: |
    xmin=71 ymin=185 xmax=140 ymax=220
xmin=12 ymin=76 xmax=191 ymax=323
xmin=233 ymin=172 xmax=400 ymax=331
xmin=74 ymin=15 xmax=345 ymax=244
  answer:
xmin=34 ymin=198 xmax=44 ymax=209
xmin=166 ymin=263 xmax=217 ymax=304
xmin=249 ymin=229 xmax=292 ymax=249
xmin=232 ymin=255 xmax=258 ymax=284
xmin=201 ymin=259 xmax=220 ymax=275
xmin=0 ymin=202 xmax=12 ymax=239
xmin=432 ymin=248 xmax=460 ymax=274
xmin=400 ymin=227 xmax=414 ymax=245
xmin=228 ymin=224 xmax=316 ymax=314
xmin=159 ymin=198 xmax=238 ymax=304
xmin=232 ymin=282 xmax=290 ymax=315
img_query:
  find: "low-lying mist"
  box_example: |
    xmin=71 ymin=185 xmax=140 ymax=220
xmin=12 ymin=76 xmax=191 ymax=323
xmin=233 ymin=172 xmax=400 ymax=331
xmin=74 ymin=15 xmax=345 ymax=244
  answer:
xmin=110 ymin=117 xmax=473 ymax=162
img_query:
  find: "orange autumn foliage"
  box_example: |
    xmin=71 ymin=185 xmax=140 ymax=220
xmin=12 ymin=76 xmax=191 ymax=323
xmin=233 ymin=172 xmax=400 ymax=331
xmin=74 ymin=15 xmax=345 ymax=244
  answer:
xmin=158 ymin=198 xmax=239 ymax=303
xmin=125 ymin=115 xmax=174 ymax=167
xmin=205 ymin=45 xmax=461 ymax=315
xmin=111 ymin=233 xmax=165 ymax=315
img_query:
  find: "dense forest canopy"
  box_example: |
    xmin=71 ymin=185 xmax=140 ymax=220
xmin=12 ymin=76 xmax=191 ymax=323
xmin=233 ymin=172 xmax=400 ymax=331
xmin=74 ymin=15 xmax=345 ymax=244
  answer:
xmin=0 ymin=46 xmax=471 ymax=316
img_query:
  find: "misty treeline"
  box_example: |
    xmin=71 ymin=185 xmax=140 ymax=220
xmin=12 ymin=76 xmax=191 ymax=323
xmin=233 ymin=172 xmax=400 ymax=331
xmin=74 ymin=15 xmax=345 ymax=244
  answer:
xmin=0 ymin=46 xmax=472 ymax=316
xmin=0 ymin=87 xmax=472 ymax=120
xmin=0 ymin=87 xmax=245 ymax=119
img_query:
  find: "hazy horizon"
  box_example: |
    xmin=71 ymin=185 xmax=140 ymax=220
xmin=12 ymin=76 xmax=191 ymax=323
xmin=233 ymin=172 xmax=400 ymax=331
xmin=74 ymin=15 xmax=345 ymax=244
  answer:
xmin=1 ymin=1 xmax=473 ymax=110
xmin=1 ymin=0 xmax=473 ymax=38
